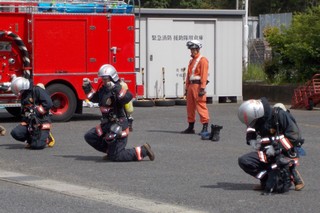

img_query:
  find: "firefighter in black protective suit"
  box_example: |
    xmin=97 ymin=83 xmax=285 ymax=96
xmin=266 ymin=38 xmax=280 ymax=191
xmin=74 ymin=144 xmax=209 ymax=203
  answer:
xmin=10 ymin=77 xmax=54 ymax=149
xmin=83 ymin=64 xmax=155 ymax=162
xmin=237 ymin=97 xmax=305 ymax=192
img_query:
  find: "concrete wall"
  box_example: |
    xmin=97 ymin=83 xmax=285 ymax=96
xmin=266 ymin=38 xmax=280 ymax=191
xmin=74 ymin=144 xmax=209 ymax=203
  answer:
xmin=243 ymin=83 xmax=298 ymax=104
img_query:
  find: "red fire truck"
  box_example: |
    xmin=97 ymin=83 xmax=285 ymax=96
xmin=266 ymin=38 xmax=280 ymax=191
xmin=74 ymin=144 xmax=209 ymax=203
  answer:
xmin=0 ymin=0 xmax=140 ymax=121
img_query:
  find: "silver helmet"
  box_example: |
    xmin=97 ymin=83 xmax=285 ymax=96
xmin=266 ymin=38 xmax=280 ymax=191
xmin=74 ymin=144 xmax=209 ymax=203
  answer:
xmin=186 ymin=40 xmax=202 ymax=49
xmin=238 ymin=99 xmax=264 ymax=127
xmin=98 ymin=64 xmax=119 ymax=82
xmin=11 ymin=77 xmax=30 ymax=95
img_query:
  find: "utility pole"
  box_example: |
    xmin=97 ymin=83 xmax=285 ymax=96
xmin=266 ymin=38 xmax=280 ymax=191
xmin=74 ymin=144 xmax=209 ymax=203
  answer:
xmin=243 ymin=0 xmax=249 ymax=70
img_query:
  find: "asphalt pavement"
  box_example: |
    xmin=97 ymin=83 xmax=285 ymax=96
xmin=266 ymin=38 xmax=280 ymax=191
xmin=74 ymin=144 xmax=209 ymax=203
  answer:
xmin=0 ymin=103 xmax=319 ymax=213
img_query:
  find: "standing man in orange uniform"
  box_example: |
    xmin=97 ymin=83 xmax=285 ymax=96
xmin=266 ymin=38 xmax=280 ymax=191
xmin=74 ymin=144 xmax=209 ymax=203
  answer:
xmin=181 ymin=40 xmax=210 ymax=134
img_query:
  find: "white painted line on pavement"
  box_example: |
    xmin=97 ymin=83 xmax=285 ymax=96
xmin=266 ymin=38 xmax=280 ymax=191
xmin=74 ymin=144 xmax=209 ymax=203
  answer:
xmin=0 ymin=169 xmax=207 ymax=213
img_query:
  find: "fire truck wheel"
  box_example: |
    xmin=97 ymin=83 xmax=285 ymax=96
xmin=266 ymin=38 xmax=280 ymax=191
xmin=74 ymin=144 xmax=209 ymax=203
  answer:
xmin=133 ymin=99 xmax=155 ymax=107
xmin=47 ymin=84 xmax=77 ymax=122
xmin=154 ymin=99 xmax=176 ymax=107
xmin=5 ymin=107 xmax=22 ymax=118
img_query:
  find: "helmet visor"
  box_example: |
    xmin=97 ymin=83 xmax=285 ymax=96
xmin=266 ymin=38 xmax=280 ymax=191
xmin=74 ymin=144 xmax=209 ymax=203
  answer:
xmin=101 ymin=76 xmax=111 ymax=80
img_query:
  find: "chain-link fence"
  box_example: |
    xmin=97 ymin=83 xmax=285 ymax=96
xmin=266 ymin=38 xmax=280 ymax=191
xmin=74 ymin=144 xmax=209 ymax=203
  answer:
xmin=248 ymin=39 xmax=272 ymax=65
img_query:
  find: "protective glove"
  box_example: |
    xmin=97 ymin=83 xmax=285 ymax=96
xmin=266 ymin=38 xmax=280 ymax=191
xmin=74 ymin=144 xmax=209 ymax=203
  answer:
xmin=84 ymin=99 xmax=94 ymax=108
xmin=82 ymin=78 xmax=93 ymax=94
xmin=249 ymin=139 xmax=261 ymax=150
xmin=265 ymin=145 xmax=275 ymax=157
xmin=246 ymin=128 xmax=257 ymax=145
xmin=198 ymin=88 xmax=206 ymax=97
xmin=113 ymin=84 xmax=123 ymax=94
xmin=0 ymin=125 xmax=6 ymax=136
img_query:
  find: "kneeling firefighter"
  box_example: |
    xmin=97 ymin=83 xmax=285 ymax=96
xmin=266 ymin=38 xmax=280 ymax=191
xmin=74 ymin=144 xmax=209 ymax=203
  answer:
xmin=10 ymin=77 xmax=55 ymax=149
xmin=83 ymin=78 xmax=134 ymax=131
xmin=237 ymin=97 xmax=305 ymax=194
xmin=84 ymin=64 xmax=155 ymax=162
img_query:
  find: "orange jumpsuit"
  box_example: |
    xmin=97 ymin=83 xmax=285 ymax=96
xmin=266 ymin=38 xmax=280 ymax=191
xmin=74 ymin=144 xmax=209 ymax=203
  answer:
xmin=185 ymin=53 xmax=210 ymax=124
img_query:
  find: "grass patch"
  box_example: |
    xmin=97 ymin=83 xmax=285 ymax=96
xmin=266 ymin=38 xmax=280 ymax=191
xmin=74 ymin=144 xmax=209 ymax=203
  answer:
xmin=243 ymin=64 xmax=267 ymax=82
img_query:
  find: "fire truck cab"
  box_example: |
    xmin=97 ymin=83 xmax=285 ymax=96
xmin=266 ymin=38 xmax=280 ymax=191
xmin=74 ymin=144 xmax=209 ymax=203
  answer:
xmin=0 ymin=0 xmax=138 ymax=121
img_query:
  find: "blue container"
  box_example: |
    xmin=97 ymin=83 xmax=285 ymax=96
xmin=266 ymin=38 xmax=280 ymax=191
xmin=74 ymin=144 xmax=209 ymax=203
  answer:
xmin=126 ymin=5 xmax=133 ymax=13
xmin=110 ymin=4 xmax=126 ymax=14
xmin=38 ymin=3 xmax=53 ymax=12
xmin=56 ymin=3 xmax=104 ymax=13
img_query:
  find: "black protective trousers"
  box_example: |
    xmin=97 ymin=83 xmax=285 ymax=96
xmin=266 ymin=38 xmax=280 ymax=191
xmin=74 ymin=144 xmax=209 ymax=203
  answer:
xmin=84 ymin=127 xmax=145 ymax=162
xmin=11 ymin=124 xmax=49 ymax=149
xmin=238 ymin=151 xmax=270 ymax=178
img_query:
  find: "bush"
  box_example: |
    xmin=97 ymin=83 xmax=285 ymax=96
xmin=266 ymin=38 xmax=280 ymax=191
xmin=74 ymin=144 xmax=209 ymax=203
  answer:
xmin=265 ymin=6 xmax=320 ymax=84
xmin=264 ymin=59 xmax=279 ymax=82
xmin=243 ymin=64 xmax=267 ymax=82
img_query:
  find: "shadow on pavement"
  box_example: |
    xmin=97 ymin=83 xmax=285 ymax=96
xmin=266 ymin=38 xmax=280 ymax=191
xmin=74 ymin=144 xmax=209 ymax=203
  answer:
xmin=0 ymin=113 xmax=20 ymax=123
xmin=68 ymin=114 xmax=101 ymax=122
xmin=0 ymin=143 xmax=25 ymax=150
xmin=147 ymin=130 xmax=182 ymax=134
xmin=0 ymin=111 xmax=101 ymax=123
xmin=201 ymin=182 xmax=256 ymax=191
xmin=55 ymin=154 xmax=114 ymax=163
xmin=56 ymin=154 xmax=151 ymax=163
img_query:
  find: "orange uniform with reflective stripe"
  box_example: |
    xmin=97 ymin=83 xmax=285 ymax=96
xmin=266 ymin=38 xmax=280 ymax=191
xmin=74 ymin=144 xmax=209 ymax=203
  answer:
xmin=185 ymin=53 xmax=210 ymax=124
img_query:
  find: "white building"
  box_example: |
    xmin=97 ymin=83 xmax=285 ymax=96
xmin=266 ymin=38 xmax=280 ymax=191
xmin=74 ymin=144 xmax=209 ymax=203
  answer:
xmin=135 ymin=8 xmax=245 ymax=103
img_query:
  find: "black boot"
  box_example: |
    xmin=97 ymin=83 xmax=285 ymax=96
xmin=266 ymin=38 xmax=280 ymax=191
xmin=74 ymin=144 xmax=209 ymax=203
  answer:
xmin=128 ymin=116 xmax=134 ymax=132
xmin=142 ymin=143 xmax=155 ymax=161
xmin=210 ymin=124 xmax=223 ymax=141
xmin=199 ymin=123 xmax=208 ymax=135
xmin=291 ymin=167 xmax=305 ymax=191
xmin=181 ymin=122 xmax=195 ymax=134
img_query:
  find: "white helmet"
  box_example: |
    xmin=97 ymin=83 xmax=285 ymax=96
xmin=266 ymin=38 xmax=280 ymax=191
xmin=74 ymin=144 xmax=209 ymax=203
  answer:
xmin=238 ymin=99 xmax=264 ymax=127
xmin=274 ymin=103 xmax=287 ymax=111
xmin=11 ymin=77 xmax=30 ymax=95
xmin=186 ymin=40 xmax=202 ymax=49
xmin=36 ymin=83 xmax=45 ymax=90
xmin=98 ymin=64 xmax=119 ymax=82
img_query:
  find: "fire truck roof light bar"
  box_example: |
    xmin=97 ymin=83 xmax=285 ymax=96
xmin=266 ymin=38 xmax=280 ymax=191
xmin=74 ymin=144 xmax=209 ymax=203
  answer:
xmin=0 ymin=1 xmax=136 ymax=14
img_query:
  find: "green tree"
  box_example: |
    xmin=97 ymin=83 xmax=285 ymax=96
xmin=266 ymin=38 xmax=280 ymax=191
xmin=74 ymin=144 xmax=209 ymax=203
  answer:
xmin=139 ymin=0 xmax=320 ymax=12
xmin=171 ymin=0 xmax=203 ymax=9
xmin=214 ymin=0 xmax=239 ymax=9
xmin=250 ymin=0 xmax=320 ymax=16
xmin=265 ymin=6 xmax=320 ymax=83
xmin=139 ymin=0 xmax=234 ymax=9
xmin=140 ymin=0 xmax=170 ymax=8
